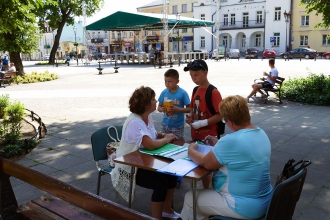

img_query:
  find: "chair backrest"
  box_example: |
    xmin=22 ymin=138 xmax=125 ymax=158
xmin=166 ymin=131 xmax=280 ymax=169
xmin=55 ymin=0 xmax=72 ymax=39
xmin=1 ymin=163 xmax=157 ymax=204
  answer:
xmin=265 ymin=168 xmax=307 ymax=220
xmin=91 ymin=126 xmax=123 ymax=161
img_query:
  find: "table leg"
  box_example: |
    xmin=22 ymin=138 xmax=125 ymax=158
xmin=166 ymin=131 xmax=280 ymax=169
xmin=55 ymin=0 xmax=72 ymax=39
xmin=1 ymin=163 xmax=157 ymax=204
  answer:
xmin=128 ymin=166 xmax=135 ymax=208
xmin=192 ymin=180 xmax=197 ymax=220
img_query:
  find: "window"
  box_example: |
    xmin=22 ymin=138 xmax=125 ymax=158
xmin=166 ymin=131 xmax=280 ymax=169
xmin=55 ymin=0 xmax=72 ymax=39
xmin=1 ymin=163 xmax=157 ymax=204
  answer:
xmin=130 ymin=31 xmax=133 ymax=37
xmin=201 ymin=14 xmax=205 ymax=20
xmin=192 ymin=3 xmax=194 ymax=12
xmin=231 ymin=14 xmax=236 ymax=25
xmin=200 ymin=36 xmax=205 ymax=48
xmin=182 ymin=28 xmax=187 ymax=33
xmin=223 ymin=14 xmax=228 ymax=26
xmin=255 ymin=34 xmax=261 ymax=47
xmin=300 ymin=35 xmax=308 ymax=46
xmin=172 ymin=5 xmax=178 ymax=14
xmin=112 ymin=31 xmax=115 ymax=38
xmin=144 ymin=30 xmax=148 ymax=36
xmin=257 ymin=11 xmax=263 ymax=23
xmin=243 ymin=12 xmax=249 ymax=28
xmin=301 ymin=15 xmax=309 ymax=26
xmin=182 ymin=4 xmax=187 ymax=13
xmin=322 ymin=35 xmax=330 ymax=45
xmin=274 ymin=7 xmax=281 ymax=21
xmin=274 ymin=33 xmax=280 ymax=46
xmin=123 ymin=31 xmax=127 ymax=37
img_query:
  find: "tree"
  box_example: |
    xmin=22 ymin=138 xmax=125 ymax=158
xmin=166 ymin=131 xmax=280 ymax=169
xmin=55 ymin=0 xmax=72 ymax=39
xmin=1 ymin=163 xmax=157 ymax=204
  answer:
xmin=0 ymin=0 xmax=45 ymax=74
xmin=0 ymin=24 xmax=41 ymax=74
xmin=36 ymin=0 xmax=104 ymax=64
xmin=301 ymin=0 xmax=330 ymax=28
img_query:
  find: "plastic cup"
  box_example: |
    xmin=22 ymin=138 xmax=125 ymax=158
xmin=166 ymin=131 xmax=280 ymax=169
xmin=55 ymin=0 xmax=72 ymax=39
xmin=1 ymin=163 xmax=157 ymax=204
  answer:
xmin=163 ymin=100 xmax=174 ymax=115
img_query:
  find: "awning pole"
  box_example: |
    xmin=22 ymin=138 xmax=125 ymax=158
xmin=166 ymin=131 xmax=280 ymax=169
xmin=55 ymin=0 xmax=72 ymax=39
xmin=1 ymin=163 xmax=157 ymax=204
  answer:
xmin=139 ymin=28 xmax=143 ymax=64
xmin=163 ymin=0 xmax=169 ymax=64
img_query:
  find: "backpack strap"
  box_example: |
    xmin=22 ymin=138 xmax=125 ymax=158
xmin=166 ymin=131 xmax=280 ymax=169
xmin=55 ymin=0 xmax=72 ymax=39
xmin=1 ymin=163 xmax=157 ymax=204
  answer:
xmin=192 ymin=85 xmax=225 ymax=138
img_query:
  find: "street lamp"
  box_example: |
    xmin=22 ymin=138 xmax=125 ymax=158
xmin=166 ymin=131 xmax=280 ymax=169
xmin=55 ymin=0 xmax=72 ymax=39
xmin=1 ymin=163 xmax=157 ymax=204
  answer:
xmin=73 ymin=26 xmax=78 ymax=65
xmin=283 ymin=10 xmax=291 ymax=53
xmin=176 ymin=12 xmax=181 ymax=66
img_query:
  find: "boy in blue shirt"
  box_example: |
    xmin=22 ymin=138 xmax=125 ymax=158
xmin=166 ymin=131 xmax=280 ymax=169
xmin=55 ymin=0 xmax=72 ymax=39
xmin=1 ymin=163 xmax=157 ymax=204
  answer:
xmin=158 ymin=69 xmax=190 ymax=139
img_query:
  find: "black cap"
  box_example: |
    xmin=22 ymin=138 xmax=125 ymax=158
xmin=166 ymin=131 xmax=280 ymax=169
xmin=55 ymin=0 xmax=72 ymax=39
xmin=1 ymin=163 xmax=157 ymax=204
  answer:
xmin=183 ymin=59 xmax=208 ymax=72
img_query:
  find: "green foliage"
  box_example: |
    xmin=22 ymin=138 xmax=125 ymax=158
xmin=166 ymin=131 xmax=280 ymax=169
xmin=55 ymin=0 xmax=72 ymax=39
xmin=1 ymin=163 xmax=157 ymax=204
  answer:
xmin=0 ymin=94 xmax=10 ymax=119
xmin=301 ymin=0 xmax=330 ymax=29
xmin=16 ymin=71 xmax=59 ymax=84
xmin=1 ymin=100 xmax=25 ymax=145
xmin=2 ymin=144 xmax=24 ymax=157
xmin=282 ymin=74 xmax=330 ymax=105
xmin=35 ymin=0 xmax=104 ymax=63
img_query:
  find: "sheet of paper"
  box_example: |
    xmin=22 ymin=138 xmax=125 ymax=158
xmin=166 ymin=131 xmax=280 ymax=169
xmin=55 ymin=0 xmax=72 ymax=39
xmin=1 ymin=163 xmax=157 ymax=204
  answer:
xmin=157 ymin=159 xmax=198 ymax=176
xmin=196 ymin=143 xmax=213 ymax=154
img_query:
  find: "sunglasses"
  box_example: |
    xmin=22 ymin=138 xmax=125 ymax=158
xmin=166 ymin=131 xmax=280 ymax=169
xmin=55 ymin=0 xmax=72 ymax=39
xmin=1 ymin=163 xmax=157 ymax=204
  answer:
xmin=187 ymin=61 xmax=206 ymax=71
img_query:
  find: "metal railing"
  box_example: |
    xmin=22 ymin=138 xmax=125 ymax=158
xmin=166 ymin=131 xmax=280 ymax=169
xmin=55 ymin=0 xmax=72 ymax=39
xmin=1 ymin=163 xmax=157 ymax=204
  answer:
xmin=4 ymin=109 xmax=47 ymax=158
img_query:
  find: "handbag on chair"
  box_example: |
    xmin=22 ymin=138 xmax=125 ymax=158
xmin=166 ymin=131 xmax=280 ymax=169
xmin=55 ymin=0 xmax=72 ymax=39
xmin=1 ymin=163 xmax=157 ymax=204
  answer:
xmin=106 ymin=126 xmax=121 ymax=167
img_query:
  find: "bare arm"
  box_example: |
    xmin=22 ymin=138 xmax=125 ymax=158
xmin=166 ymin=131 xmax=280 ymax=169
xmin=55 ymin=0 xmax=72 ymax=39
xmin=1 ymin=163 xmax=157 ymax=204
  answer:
xmin=171 ymin=104 xmax=191 ymax=113
xmin=206 ymin=112 xmax=222 ymax=126
xmin=141 ymin=133 xmax=178 ymax=150
xmin=188 ymin=143 xmax=222 ymax=170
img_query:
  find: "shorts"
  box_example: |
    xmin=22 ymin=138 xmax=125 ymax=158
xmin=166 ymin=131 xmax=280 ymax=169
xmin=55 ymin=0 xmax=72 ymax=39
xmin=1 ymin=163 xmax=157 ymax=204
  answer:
xmin=160 ymin=123 xmax=184 ymax=139
xmin=258 ymin=81 xmax=273 ymax=89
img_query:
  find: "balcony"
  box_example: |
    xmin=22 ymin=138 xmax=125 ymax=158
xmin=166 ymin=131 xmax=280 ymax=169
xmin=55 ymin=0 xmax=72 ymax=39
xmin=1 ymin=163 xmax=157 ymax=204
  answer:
xmin=91 ymin=38 xmax=104 ymax=43
xmin=220 ymin=20 xmax=265 ymax=30
xmin=146 ymin=36 xmax=159 ymax=41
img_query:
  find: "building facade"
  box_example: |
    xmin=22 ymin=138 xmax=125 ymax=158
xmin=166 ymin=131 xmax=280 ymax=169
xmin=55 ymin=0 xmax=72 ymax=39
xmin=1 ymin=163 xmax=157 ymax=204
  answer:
xmin=264 ymin=0 xmax=292 ymax=54
xmin=291 ymin=0 xmax=330 ymax=54
xmin=194 ymin=0 xmax=267 ymax=53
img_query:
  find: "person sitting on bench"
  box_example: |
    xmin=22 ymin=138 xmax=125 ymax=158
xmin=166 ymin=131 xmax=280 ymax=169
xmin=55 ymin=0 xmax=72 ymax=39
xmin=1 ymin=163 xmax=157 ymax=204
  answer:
xmin=1 ymin=62 xmax=16 ymax=78
xmin=245 ymin=58 xmax=279 ymax=103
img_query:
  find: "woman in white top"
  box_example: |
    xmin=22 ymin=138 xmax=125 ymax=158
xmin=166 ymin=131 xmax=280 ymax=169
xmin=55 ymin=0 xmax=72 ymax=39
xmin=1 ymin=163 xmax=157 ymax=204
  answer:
xmin=111 ymin=86 xmax=180 ymax=220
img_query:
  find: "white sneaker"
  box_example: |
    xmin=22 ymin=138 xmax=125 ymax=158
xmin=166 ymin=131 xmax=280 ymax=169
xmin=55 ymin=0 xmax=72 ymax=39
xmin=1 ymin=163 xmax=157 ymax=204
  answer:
xmin=162 ymin=211 xmax=180 ymax=219
xmin=245 ymin=97 xmax=249 ymax=103
xmin=251 ymin=96 xmax=258 ymax=101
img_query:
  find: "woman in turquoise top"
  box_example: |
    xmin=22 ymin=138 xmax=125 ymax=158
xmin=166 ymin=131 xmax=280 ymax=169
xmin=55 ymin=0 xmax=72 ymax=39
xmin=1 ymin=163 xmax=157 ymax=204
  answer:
xmin=180 ymin=95 xmax=273 ymax=220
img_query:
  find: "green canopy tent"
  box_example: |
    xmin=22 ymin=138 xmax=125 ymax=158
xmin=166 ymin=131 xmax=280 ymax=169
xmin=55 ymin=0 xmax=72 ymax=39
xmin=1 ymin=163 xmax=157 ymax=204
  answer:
xmin=85 ymin=11 xmax=215 ymax=64
xmin=86 ymin=11 xmax=215 ymax=31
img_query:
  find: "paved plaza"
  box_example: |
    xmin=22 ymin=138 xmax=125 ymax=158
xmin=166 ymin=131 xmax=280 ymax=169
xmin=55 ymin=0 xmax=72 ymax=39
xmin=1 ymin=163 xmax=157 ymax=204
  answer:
xmin=2 ymin=58 xmax=330 ymax=219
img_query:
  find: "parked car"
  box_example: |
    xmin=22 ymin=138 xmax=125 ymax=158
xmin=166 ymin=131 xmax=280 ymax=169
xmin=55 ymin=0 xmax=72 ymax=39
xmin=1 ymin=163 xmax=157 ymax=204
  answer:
xmin=43 ymin=54 xmax=50 ymax=61
xmin=227 ymin=49 xmax=240 ymax=59
xmin=245 ymin=47 xmax=258 ymax=59
xmin=262 ymin=48 xmax=277 ymax=59
xmin=279 ymin=48 xmax=317 ymax=59
xmin=322 ymin=52 xmax=330 ymax=59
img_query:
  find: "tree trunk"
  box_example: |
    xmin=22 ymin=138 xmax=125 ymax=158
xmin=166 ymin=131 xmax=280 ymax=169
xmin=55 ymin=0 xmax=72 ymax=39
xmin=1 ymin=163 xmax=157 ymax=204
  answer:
xmin=9 ymin=52 xmax=24 ymax=75
xmin=48 ymin=19 xmax=69 ymax=64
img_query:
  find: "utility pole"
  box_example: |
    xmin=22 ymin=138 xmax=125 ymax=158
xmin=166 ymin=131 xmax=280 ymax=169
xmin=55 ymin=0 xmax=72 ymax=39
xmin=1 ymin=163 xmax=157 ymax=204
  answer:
xmin=73 ymin=26 xmax=78 ymax=65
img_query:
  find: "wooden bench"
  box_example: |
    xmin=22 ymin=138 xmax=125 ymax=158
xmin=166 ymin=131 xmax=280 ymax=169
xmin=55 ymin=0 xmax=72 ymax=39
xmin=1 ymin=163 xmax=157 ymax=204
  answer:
xmin=254 ymin=76 xmax=285 ymax=104
xmin=0 ymin=71 xmax=18 ymax=88
xmin=0 ymin=154 xmax=155 ymax=220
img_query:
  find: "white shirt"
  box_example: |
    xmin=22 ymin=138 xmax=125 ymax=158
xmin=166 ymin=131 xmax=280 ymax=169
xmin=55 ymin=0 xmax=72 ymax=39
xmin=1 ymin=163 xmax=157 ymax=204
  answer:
xmin=124 ymin=115 xmax=157 ymax=148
